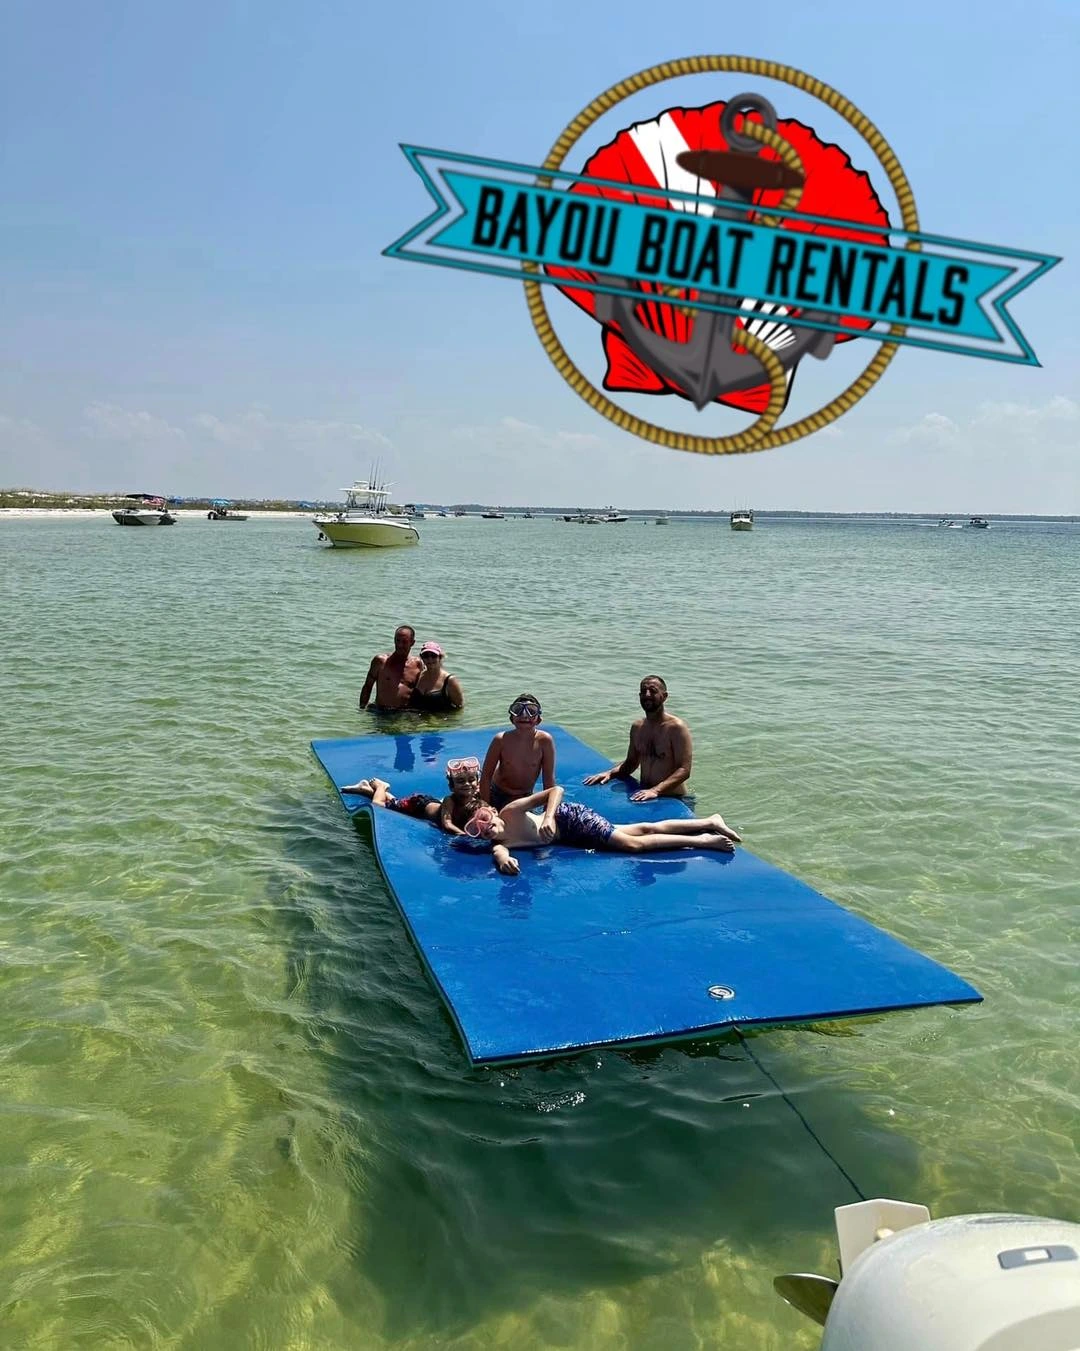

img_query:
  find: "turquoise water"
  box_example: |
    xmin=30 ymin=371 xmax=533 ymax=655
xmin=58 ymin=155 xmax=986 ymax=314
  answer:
xmin=1 ymin=512 xmax=1078 ymax=1349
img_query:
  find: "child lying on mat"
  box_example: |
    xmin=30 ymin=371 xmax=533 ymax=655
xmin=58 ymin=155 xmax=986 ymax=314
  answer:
xmin=341 ymin=756 xmax=486 ymax=836
xmin=462 ymin=784 xmax=741 ymax=876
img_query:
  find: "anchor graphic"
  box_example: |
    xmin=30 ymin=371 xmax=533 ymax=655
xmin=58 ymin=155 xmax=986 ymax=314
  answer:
xmin=592 ymin=94 xmax=837 ymax=411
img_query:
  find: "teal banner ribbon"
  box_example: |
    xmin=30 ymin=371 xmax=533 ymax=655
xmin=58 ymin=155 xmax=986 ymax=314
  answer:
xmin=385 ymin=147 xmax=1061 ymax=365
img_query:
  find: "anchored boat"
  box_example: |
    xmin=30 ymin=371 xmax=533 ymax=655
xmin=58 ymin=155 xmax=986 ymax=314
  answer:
xmin=207 ymin=499 xmax=248 ymax=521
xmin=111 ymin=494 xmax=177 ymax=527
xmin=312 ymin=479 xmax=419 ymax=548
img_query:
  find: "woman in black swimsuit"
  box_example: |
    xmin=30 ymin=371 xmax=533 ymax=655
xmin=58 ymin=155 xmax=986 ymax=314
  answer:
xmin=409 ymin=641 xmax=465 ymax=711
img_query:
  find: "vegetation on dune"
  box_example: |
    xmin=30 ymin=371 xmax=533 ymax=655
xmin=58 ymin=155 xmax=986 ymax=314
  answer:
xmin=0 ymin=490 xmax=315 ymax=511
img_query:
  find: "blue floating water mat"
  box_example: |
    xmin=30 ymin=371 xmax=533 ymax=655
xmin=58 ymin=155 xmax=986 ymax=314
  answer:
xmin=310 ymin=724 xmax=981 ymax=1066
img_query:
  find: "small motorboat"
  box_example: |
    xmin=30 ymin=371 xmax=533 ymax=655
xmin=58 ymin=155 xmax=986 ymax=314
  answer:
xmin=207 ymin=499 xmax=248 ymax=521
xmin=313 ymin=476 xmax=419 ymax=548
xmin=111 ymin=494 xmax=177 ymax=526
xmin=776 ymin=1196 xmax=1080 ymax=1349
xmin=730 ymin=508 xmax=754 ymax=531
xmin=481 ymin=509 xmax=505 ymax=519
xmin=966 ymin=516 xmax=990 ymax=529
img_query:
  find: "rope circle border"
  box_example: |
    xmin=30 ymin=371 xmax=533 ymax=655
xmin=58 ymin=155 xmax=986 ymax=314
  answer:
xmin=522 ymin=55 xmax=920 ymax=455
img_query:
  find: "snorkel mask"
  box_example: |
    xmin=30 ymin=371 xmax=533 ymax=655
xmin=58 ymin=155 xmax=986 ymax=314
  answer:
xmin=464 ymin=805 xmax=498 ymax=839
xmin=446 ymin=755 xmax=481 ymax=795
xmin=508 ymin=698 xmax=542 ymax=725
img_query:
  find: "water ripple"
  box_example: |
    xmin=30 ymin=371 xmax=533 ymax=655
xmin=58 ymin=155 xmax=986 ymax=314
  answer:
xmin=1 ymin=514 xmax=1078 ymax=1348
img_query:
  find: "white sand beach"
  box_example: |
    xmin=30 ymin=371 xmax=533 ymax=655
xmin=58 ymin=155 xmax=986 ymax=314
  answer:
xmin=0 ymin=507 xmax=315 ymax=520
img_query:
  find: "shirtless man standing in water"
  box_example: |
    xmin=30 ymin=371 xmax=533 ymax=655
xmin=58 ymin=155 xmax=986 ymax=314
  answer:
xmin=582 ymin=675 xmax=693 ymax=802
xmin=358 ymin=625 xmax=423 ymax=711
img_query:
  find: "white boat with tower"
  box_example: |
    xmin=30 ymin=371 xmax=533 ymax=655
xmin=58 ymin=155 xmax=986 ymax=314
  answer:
xmin=312 ymin=473 xmax=419 ymax=548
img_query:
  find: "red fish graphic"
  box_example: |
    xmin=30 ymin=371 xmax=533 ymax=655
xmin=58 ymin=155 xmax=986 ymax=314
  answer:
xmin=548 ymin=102 xmax=891 ymax=414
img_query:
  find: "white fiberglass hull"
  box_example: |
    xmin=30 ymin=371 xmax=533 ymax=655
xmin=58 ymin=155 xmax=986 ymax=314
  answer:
xmin=112 ymin=510 xmax=177 ymax=526
xmin=314 ymin=516 xmax=419 ymax=548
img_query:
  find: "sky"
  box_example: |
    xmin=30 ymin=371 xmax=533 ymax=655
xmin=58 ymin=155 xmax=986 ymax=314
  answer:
xmin=1 ymin=0 xmax=1077 ymax=512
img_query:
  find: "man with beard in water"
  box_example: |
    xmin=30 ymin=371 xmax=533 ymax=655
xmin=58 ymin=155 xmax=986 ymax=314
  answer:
xmin=582 ymin=675 xmax=693 ymax=801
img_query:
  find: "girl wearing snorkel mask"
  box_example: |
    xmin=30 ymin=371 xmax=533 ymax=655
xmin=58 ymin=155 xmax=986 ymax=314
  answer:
xmin=478 ymin=695 xmax=556 ymax=810
xmin=341 ymin=755 xmax=485 ymax=834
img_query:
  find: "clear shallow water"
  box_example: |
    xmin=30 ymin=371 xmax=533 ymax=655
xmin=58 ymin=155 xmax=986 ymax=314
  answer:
xmin=1 ymin=512 xmax=1078 ymax=1348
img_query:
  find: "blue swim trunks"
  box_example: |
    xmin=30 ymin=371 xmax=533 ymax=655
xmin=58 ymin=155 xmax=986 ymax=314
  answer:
xmin=554 ymin=801 xmax=614 ymax=848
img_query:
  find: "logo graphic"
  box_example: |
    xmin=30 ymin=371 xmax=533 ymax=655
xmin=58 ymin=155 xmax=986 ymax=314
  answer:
xmin=386 ymin=57 xmax=1059 ymax=456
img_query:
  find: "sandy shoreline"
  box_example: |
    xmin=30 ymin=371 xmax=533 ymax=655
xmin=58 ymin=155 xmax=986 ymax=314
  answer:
xmin=0 ymin=508 xmax=315 ymax=520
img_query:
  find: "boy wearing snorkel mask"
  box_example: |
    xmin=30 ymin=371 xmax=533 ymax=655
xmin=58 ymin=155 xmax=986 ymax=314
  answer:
xmin=479 ymin=695 xmax=556 ymax=811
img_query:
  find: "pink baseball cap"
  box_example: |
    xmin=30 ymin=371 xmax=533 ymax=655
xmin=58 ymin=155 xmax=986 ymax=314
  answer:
xmin=419 ymin=640 xmax=444 ymax=656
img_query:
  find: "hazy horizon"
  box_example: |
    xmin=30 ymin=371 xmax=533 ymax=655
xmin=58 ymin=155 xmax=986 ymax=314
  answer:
xmin=3 ymin=485 xmax=1075 ymax=521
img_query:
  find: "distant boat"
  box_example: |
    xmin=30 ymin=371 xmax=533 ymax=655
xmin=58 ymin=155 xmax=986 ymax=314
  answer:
xmin=402 ymin=503 xmax=426 ymax=519
xmin=966 ymin=516 xmax=990 ymax=529
xmin=655 ymin=516 xmax=669 ymax=525
xmin=563 ymin=510 xmax=588 ymax=523
xmin=600 ymin=507 xmax=628 ymax=523
xmin=481 ymin=509 xmax=505 ymax=519
xmin=312 ymin=477 xmax=419 ymax=548
xmin=207 ymin=499 xmax=248 ymax=521
xmin=938 ymin=518 xmax=963 ymax=529
xmin=112 ymin=493 xmax=177 ymax=527
xmin=730 ymin=509 xmax=754 ymax=531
